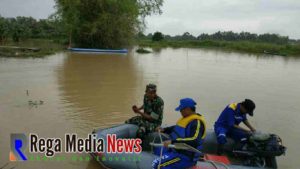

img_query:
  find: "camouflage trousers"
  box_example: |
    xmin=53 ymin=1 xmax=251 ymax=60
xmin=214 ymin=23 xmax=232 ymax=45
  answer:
xmin=125 ymin=116 xmax=159 ymax=139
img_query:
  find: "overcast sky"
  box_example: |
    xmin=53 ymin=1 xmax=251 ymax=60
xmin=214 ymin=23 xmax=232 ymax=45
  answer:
xmin=0 ymin=0 xmax=299 ymax=39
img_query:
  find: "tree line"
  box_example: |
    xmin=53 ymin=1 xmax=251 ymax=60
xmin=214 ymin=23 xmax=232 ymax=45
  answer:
xmin=1 ymin=10 xmax=299 ymax=48
xmin=143 ymin=31 xmax=298 ymax=45
xmin=0 ymin=15 xmax=65 ymax=43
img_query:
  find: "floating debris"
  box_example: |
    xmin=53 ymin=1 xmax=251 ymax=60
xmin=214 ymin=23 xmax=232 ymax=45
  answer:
xmin=28 ymin=100 xmax=45 ymax=108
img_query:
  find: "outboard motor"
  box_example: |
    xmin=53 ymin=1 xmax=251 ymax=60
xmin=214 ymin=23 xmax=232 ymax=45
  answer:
xmin=233 ymin=133 xmax=286 ymax=168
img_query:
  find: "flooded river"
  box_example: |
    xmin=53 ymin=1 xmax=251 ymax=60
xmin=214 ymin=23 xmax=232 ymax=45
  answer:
xmin=0 ymin=48 xmax=299 ymax=168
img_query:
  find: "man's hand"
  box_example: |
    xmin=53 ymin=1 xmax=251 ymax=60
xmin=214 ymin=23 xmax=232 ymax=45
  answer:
xmin=248 ymin=129 xmax=257 ymax=135
xmin=234 ymin=125 xmax=252 ymax=134
xmin=163 ymin=140 xmax=172 ymax=148
xmin=243 ymin=120 xmax=256 ymax=133
xmin=132 ymin=105 xmax=138 ymax=113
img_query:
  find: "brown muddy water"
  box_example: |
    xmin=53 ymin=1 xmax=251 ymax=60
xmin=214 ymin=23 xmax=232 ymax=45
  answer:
xmin=0 ymin=48 xmax=299 ymax=168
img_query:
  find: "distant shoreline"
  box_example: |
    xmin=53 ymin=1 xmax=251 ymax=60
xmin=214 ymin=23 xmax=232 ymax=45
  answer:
xmin=137 ymin=39 xmax=300 ymax=57
xmin=1 ymin=38 xmax=300 ymax=58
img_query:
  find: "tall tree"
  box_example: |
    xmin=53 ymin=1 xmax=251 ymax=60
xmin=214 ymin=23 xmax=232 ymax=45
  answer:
xmin=0 ymin=16 xmax=10 ymax=43
xmin=152 ymin=31 xmax=164 ymax=41
xmin=54 ymin=0 xmax=163 ymax=48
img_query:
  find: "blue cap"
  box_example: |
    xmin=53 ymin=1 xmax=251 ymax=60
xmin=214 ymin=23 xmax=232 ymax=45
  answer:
xmin=175 ymin=98 xmax=197 ymax=111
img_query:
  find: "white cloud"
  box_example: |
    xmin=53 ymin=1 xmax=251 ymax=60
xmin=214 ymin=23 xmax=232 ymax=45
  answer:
xmin=0 ymin=0 xmax=55 ymax=19
xmin=145 ymin=0 xmax=300 ymax=39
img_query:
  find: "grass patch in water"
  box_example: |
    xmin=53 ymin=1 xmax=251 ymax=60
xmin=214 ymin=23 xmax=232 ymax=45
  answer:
xmin=136 ymin=48 xmax=151 ymax=54
xmin=0 ymin=39 xmax=66 ymax=58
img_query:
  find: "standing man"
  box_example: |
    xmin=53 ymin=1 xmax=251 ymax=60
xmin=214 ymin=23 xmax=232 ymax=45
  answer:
xmin=125 ymin=84 xmax=164 ymax=139
xmin=214 ymin=99 xmax=256 ymax=154
xmin=152 ymin=98 xmax=206 ymax=169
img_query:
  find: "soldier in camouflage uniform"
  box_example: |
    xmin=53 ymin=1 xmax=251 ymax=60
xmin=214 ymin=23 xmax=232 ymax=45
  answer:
xmin=125 ymin=84 xmax=164 ymax=139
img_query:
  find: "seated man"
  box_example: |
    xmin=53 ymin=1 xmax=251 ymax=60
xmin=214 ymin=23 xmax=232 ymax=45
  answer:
xmin=152 ymin=98 xmax=206 ymax=169
xmin=214 ymin=99 xmax=256 ymax=154
xmin=125 ymin=84 xmax=164 ymax=139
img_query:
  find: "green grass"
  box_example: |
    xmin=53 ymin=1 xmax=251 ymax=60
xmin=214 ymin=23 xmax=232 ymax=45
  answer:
xmin=137 ymin=39 xmax=300 ymax=56
xmin=0 ymin=39 xmax=66 ymax=58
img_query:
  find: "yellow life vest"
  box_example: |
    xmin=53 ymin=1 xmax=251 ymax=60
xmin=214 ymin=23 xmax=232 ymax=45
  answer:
xmin=176 ymin=114 xmax=206 ymax=139
xmin=228 ymin=103 xmax=238 ymax=111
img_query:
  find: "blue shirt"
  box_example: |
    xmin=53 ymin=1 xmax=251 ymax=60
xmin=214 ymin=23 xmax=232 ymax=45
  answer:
xmin=214 ymin=103 xmax=247 ymax=129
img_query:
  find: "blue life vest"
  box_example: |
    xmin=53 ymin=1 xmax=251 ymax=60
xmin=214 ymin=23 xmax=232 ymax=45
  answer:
xmin=169 ymin=114 xmax=206 ymax=161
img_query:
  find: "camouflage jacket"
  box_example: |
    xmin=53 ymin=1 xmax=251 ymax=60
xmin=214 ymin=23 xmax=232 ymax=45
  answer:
xmin=143 ymin=95 xmax=164 ymax=125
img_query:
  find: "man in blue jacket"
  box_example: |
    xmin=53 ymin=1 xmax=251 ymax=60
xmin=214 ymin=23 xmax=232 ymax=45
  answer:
xmin=152 ymin=98 xmax=206 ymax=169
xmin=214 ymin=99 xmax=256 ymax=154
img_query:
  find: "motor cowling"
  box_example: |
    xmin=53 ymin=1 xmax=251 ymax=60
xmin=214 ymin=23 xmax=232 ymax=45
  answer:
xmin=233 ymin=133 xmax=286 ymax=169
xmin=248 ymin=134 xmax=286 ymax=157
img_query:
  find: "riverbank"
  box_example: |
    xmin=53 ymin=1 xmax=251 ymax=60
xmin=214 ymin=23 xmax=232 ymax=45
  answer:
xmin=0 ymin=39 xmax=65 ymax=58
xmin=2 ymin=38 xmax=300 ymax=57
xmin=137 ymin=39 xmax=300 ymax=56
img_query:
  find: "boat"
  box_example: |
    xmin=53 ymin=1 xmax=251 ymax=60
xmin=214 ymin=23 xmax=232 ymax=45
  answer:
xmin=68 ymin=48 xmax=128 ymax=54
xmin=90 ymin=124 xmax=286 ymax=169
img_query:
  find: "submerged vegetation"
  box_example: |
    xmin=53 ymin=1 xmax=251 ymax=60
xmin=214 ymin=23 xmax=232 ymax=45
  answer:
xmin=0 ymin=39 xmax=65 ymax=58
xmin=136 ymin=48 xmax=151 ymax=54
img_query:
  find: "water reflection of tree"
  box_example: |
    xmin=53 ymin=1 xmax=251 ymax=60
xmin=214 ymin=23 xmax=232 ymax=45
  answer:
xmin=56 ymin=53 xmax=144 ymax=130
